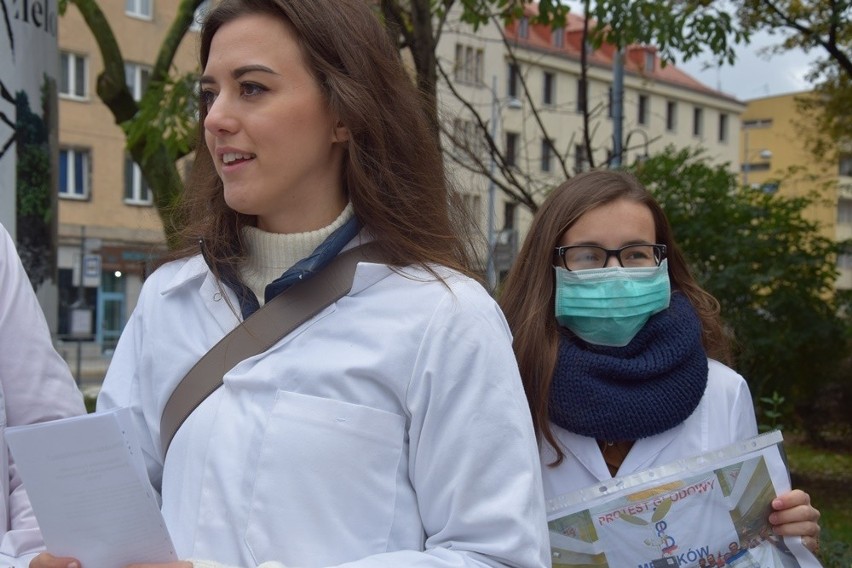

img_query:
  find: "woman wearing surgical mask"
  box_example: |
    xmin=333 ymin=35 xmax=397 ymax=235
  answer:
xmin=500 ymin=169 xmax=822 ymax=555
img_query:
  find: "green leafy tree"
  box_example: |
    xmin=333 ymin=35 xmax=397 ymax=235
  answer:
xmin=630 ymin=147 xmax=850 ymax=428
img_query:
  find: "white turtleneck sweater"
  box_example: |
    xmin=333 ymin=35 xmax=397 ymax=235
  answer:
xmin=238 ymin=204 xmax=354 ymax=305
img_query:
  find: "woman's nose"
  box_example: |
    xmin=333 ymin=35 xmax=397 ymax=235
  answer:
xmin=204 ymin=95 xmax=239 ymax=135
xmin=604 ymin=253 xmax=621 ymax=268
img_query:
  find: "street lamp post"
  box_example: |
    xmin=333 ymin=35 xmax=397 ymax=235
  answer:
xmin=485 ymin=75 xmax=521 ymax=292
xmin=485 ymin=75 xmax=499 ymax=292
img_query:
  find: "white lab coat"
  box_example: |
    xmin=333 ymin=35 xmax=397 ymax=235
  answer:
xmin=98 ymin=242 xmax=550 ymax=568
xmin=0 ymin=223 xmax=86 ymax=567
xmin=540 ymin=359 xmax=757 ymax=499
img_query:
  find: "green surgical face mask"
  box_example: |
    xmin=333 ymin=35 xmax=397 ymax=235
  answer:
xmin=554 ymin=260 xmax=671 ymax=347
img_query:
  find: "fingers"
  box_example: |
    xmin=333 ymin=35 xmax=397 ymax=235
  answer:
xmin=772 ymin=489 xmax=811 ymax=511
xmin=768 ymin=490 xmax=821 ymax=556
xmin=801 ymin=534 xmax=821 ymax=555
xmin=29 ymin=553 xmax=80 ymax=568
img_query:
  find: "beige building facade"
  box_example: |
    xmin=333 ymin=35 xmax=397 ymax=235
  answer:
xmin=740 ymin=92 xmax=852 ymax=290
xmin=57 ymin=0 xmax=204 ymax=351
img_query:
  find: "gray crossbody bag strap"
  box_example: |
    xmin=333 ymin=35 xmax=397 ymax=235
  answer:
xmin=159 ymin=243 xmax=384 ymax=457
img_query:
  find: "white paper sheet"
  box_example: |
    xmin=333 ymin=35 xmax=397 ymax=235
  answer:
xmin=5 ymin=408 xmax=176 ymax=568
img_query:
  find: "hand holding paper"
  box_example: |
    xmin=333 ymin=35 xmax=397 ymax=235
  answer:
xmin=4 ymin=408 xmax=176 ymax=568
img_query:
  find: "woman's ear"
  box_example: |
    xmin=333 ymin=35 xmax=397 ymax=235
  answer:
xmin=333 ymin=120 xmax=350 ymax=143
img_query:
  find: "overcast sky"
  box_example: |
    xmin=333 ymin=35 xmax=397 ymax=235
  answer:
xmin=676 ymin=29 xmax=821 ymax=102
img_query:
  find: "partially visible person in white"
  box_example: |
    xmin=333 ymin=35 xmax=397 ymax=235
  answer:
xmin=0 ymin=222 xmax=86 ymax=567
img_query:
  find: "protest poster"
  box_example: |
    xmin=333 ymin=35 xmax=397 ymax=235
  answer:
xmin=546 ymin=430 xmax=822 ymax=568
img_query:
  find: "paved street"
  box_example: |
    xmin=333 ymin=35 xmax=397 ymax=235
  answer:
xmin=55 ymin=339 xmax=111 ymax=397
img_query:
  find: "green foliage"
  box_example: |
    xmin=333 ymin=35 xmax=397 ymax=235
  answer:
xmin=586 ymin=1 xmax=748 ymax=65
xmin=123 ymin=70 xmax=198 ymax=164
xmin=629 ymin=148 xmax=851 ymax=419
xmin=453 ymin=0 xmax=571 ymax=29
xmin=757 ymin=391 xmax=786 ymax=432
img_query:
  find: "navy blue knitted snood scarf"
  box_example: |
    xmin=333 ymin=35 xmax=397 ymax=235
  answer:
xmin=549 ymin=292 xmax=709 ymax=442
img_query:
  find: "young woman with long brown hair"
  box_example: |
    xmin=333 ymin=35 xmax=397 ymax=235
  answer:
xmin=33 ymin=1 xmax=548 ymax=567
xmin=500 ymin=169 xmax=821 ymax=558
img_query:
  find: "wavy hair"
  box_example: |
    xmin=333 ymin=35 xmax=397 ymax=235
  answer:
xmin=168 ymin=0 xmax=476 ymax=280
xmin=499 ymin=169 xmax=731 ymax=464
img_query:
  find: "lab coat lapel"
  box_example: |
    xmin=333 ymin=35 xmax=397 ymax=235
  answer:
xmin=617 ymin=422 xmax=686 ymax=476
xmin=560 ymin=429 xmax=613 ymax=483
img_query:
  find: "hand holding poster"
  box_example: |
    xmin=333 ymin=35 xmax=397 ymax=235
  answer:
xmin=546 ymin=431 xmax=822 ymax=568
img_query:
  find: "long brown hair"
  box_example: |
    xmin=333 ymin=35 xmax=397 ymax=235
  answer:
xmin=168 ymin=0 xmax=475 ymax=279
xmin=499 ymin=169 xmax=731 ymax=464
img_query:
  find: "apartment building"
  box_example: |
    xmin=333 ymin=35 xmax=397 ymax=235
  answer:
xmin=740 ymin=92 xmax=852 ymax=290
xmin=437 ymin=9 xmax=745 ymax=282
xmin=57 ymin=0 xmax=205 ymax=351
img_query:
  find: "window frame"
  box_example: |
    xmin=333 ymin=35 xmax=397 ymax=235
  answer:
xmin=124 ymin=156 xmax=153 ymax=206
xmin=59 ymin=148 xmax=91 ymax=200
xmin=692 ymin=106 xmax=704 ymax=138
xmin=125 ymin=0 xmax=153 ymax=20
xmin=665 ymin=100 xmax=677 ymax=132
xmin=718 ymin=113 xmax=729 ymax=143
xmin=124 ymin=62 xmax=151 ymax=102
xmin=59 ymin=51 xmax=88 ymax=100
xmin=541 ymin=139 xmax=553 ymax=173
xmin=637 ymin=93 xmax=649 ymax=126
xmin=543 ymin=71 xmax=556 ymax=106
xmin=505 ymin=131 xmax=519 ymax=167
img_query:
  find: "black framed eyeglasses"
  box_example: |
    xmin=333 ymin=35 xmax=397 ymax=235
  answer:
xmin=554 ymin=244 xmax=667 ymax=271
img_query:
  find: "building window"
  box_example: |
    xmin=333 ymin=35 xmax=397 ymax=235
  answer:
xmin=518 ymin=18 xmax=529 ymax=39
xmin=692 ymin=107 xmax=704 ymax=137
xmin=718 ymin=113 xmax=729 ymax=143
xmin=125 ymin=63 xmax=151 ymax=102
xmin=576 ymin=78 xmax=586 ymax=113
xmin=125 ymin=0 xmax=152 ymax=19
xmin=543 ymin=71 xmax=555 ymax=106
xmin=60 ymin=52 xmax=87 ymax=99
xmin=59 ymin=148 xmax=91 ymax=199
xmin=452 ymin=118 xmax=486 ymax=160
xmin=741 ymin=162 xmax=771 ymax=174
xmin=507 ymin=62 xmax=520 ymax=99
xmin=838 ymin=199 xmax=852 ymax=224
xmin=505 ymin=131 xmax=519 ymax=167
xmin=454 ymin=44 xmax=483 ymax=84
xmin=574 ymin=144 xmax=588 ymax=174
xmin=665 ymin=101 xmax=677 ymax=132
xmin=637 ymin=94 xmax=649 ymax=125
xmin=742 ymin=118 xmax=773 ymax=128
xmin=124 ymin=157 xmax=153 ymax=205
xmin=461 ymin=193 xmax=482 ymax=222
xmin=552 ymin=28 xmax=564 ymax=48
xmin=644 ymin=51 xmax=655 ymax=73
xmin=541 ymin=139 xmax=552 ymax=172
xmin=190 ymin=0 xmax=210 ymax=31
xmin=838 ymin=154 xmax=852 ymax=176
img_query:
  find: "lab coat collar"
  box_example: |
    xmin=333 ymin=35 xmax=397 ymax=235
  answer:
xmin=156 ymin=240 xmax=395 ymax=334
xmin=553 ymin=421 xmax=686 ymax=481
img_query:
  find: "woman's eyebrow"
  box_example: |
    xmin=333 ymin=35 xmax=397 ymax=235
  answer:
xmin=199 ymin=64 xmax=278 ymax=85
